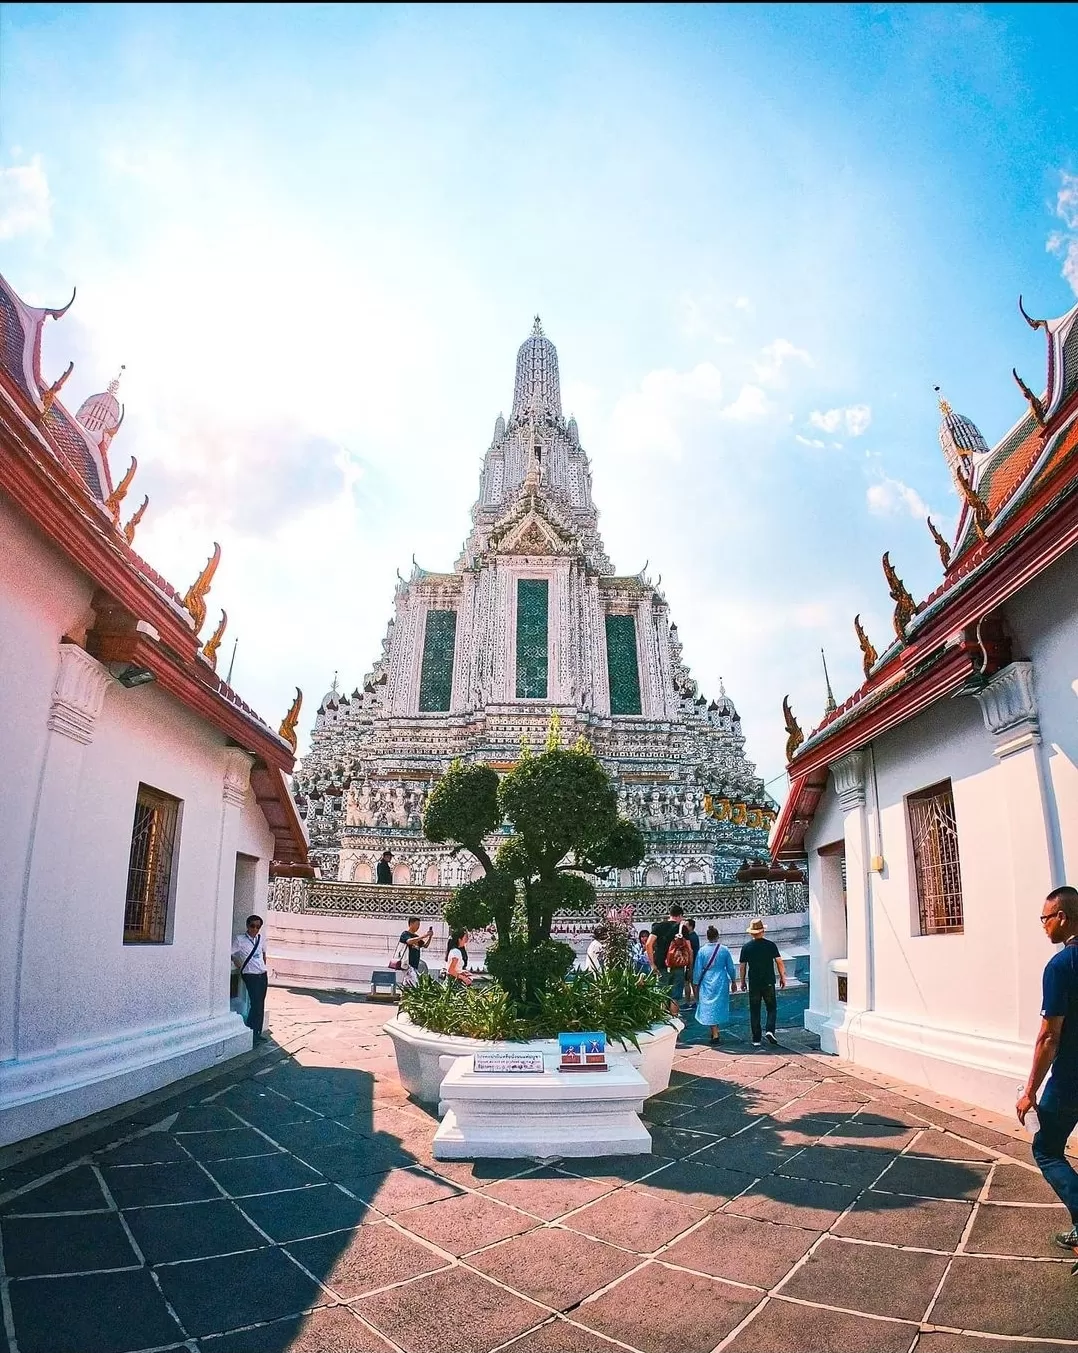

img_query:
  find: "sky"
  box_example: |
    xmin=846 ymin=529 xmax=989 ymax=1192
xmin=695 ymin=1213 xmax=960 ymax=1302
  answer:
xmin=2 ymin=3 xmax=1076 ymax=789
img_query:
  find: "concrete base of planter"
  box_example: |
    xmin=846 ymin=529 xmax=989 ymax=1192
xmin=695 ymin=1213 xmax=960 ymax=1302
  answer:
xmin=384 ymin=1012 xmax=681 ymax=1107
xmin=433 ymin=1053 xmax=651 ymax=1159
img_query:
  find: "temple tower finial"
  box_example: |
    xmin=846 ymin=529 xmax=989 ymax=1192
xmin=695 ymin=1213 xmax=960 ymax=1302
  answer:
xmin=511 ymin=316 xmax=562 ymax=422
xmin=934 ymin=384 xmax=989 ymax=477
xmin=821 ymin=648 xmax=837 ymax=713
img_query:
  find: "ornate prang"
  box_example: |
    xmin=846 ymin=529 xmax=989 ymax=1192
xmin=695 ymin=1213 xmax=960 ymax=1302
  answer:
xmin=202 ymin=610 xmax=227 ymax=669
xmin=279 ymin=687 xmax=303 ymax=751
xmin=41 ymin=360 xmax=74 ymax=415
xmin=853 ymin=614 xmax=878 ymax=679
xmin=783 ymin=696 xmax=804 ymax=762
xmin=1012 ymin=367 xmax=1047 ymax=428
xmin=926 ymin=516 xmax=951 ymax=569
xmin=954 ymin=463 xmax=992 ymax=541
xmin=182 ymin=542 xmax=221 ymax=635
xmin=1017 ymin=295 xmax=1047 ymax=332
xmin=104 ymin=456 xmax=137 ymax=523
xmin=122 ymin=495 xmax=148 ymax=544
xmin=881 ymin=552 xmax=918 ymax=640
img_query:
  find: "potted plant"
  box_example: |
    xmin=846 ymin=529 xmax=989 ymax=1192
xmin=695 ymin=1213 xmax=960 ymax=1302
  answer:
xmin=384 ymin=722 xmax=682 ymax=1105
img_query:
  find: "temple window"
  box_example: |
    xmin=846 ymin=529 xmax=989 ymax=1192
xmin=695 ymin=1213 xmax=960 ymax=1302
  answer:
xmin=418 ymin=609 xmax=457 ymax=712
xmin=123 ymin=784 xmax=181 ymax=944
xmin=515 ymin=578 xmax=549 ymax=698
xmin=908 ymin=780 xmax=964 ymax=935
xmin=605 ymin=613 xmax=642 ymax=714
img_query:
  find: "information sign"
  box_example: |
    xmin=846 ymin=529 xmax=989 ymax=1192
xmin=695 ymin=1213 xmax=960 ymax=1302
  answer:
xmin=558 ymin=1031 xmax=608 ymax=1072
xmin=472 ymin=1050 xmax=545 ymax=1074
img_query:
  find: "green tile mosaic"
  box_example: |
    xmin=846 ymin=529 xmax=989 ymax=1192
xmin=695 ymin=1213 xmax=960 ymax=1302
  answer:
xmin=515 ymin=578 xmax=549 ymax=699
xmin=418 ymin=609 xmax=457 ymax=712
xmin=605 ymin=612 xmax=642 ymax=715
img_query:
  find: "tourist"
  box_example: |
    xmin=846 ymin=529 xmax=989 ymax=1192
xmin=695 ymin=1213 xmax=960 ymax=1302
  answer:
xmin=648 ymin=904 xmax=692 ymax=1017
xmin=231 ymin=915 xmax=269 ymax=1043
xmin=397 ymin=916 xmax=434 ymax=987
xmin=585 ymin=925 xmax=606 ymax=974
xmin=684 ymin=918 xmax=701 ymax=1003
xmin=633 ymin=929 xmax=652 ymax=976
xmin=445 ymin=929 xmax=473 ymax=985
xmin=1017 ymin=886 xmax=1078 ymax=1263
xmin=376 ymin=850 xmax=393 ymax=884
xmin=694 ymin=925 xmax=738 ymax=1044
xmin=739 ymin=918 xmax=785 ymax=1047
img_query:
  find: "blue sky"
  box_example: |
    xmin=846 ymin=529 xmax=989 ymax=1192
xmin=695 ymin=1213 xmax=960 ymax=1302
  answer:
xmin=2 ymin=3 xmax=1076 ymax=786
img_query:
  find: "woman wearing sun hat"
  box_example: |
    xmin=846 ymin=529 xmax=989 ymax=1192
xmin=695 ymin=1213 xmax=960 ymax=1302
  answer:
xmin=739 ymin=917 xmax=786 ymax=1046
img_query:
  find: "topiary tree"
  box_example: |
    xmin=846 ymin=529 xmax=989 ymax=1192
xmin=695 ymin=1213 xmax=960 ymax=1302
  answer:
xmin=423 ymin=724 xmax=645 ymax=1006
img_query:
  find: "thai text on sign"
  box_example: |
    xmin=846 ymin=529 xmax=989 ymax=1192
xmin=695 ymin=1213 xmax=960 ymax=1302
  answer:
xmin=472 ymin=1050 xmax=545 ymax=1074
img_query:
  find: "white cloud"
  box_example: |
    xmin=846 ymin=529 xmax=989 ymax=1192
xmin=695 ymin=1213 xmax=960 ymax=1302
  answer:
xmin=795 ymin=434 xmax=826 ymax=448
xmin=721 ymin=383 xmax=769 ymax=421
xmin=866 ymin=475 xmax=930 ymax=520
xmin=809 ymin=403 xmax=872 ymax=436
xmin=606 ymin=362 xmax=725 ymax=460
xmin=753 ymin=337 xmax=812 ymax=386
xmin=1047 ymin=170 xmax=1078 ymax=296
xmin=0 ymin=156 xmax=51 ymax=241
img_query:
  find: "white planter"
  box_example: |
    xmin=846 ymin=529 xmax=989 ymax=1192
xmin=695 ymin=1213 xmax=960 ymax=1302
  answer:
xmin=384 ymin=1012 xmax=682 ymax=1107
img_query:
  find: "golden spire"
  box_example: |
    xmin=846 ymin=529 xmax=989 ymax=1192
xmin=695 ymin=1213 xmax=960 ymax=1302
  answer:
xmin=41 ymin=360 xmax=74 ymax=415
xmin=853 ymin=614 xmax=878 ymax=679
xmin=202 ymin=610 xmax=227 ymax=669
xmin=182 ymin=543 xmax=221 ymax=636
xmin=926 ymin=515 xmax=951 ymax=569
xmin=934 ymin=384 xmax=951 ymax=417
xmin=279 ymin=687 xmax=302 ymax=751
xmin=1012 ymin=367 xmax=1046 ymax=428
xmin=882 ymin=551 xmax=918 ymax=640
xmin=954 ymin=463 xmax=992 ymax=541
xmin=782 ymin=695 xmax=804 ymax=762
xmin=122 ymin=494 xmax=148 ymax=544
xmin=105 ymin=456 xmax=137 ymax=523
xmin=821 ymin=648 xmax=837 ymax=714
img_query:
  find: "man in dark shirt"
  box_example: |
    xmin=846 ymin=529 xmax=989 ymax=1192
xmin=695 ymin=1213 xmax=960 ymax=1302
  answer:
xmin=1017 ymin=885 xmax=1078 ymax=1259
xmin=739 ymin=918 xmax=786 ymax=1047
xmin=684 ymin=918 xmax=701 ymax=1003
xmin=397 ymin=916 xmax=434 ymax=986
xmin=648 ymin=905 xmax=690 ymax=1017
xmin=376 ymin=851 xmax=393 ymax=885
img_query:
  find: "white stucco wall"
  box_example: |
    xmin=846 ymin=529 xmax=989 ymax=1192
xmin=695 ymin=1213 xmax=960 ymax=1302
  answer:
xmin=803 ymin=546 xmax=1078 ymax=1115
xmin=0 ymin=494 xmax=275 ymax=1145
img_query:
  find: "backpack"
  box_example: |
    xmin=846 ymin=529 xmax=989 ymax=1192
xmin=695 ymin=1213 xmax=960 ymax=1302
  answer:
xmin=665 ymin=929 xmax=693 ymax=971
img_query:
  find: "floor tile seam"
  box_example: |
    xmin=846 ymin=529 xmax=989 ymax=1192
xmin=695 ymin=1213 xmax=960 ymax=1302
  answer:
xmin=0 ymin=1205 xmax=113 ymax=1218
xmin=7 ymin=1260 xmax=149 ymax=1282
xmin=0 ymin=1156 xmax=104 ymax=1211
xmin=488 ymin=1313 xmax=644 ymax=1353
xmin=765 ymin=1291 xmax=923 ymax=1326
xmin=808 ymin=1233 xmax=961 ymax=1259
xmin=0 ymin=1224 xmax=21 ymax=1353
xmin=648 ymin=1255 xmax=766 ymax=1295
xmin=551 ymin=1254 xmax=654 ymax=1314
xmin=710 ymin=1291 xmax=773 ymax=1352
xmin=923 ymin=1328 xmax=1078 ymax=1348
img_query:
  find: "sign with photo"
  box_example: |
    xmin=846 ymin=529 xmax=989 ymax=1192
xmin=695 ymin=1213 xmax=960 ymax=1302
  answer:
xmin=558 ymin=1031 xmax=608 ymax=1071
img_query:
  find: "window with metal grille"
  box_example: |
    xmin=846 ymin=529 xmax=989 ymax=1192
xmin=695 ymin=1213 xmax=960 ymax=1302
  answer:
xmin=605 ymin=613 xmax=642 ymax=715
xmin=908 ymin=780 xmax=964 ymax=935
xmin=515 ymin=578 xmax=549 ymax=699
xmin=418 ymin=609 xmax=457 ymax=712
xmin=124 ymin=784 xmax=181 ymax=944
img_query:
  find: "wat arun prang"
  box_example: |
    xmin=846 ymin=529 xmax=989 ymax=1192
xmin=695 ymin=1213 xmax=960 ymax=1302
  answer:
xmin=293 ymin=320 xmax=793 ymax=898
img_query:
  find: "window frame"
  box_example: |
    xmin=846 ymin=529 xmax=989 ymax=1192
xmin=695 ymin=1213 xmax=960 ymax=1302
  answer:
xmin=906 ymin=778 xmax=964 ymax=936
xmin=123 ymin=783 xmax=182 ymax=945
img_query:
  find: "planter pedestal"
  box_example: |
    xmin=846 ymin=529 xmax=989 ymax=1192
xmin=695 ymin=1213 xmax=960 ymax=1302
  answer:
xmin=433 ymin=1054 xmax=651 ymax=1159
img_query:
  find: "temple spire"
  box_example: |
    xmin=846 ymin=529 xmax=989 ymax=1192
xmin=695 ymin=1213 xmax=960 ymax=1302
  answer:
xmin=821 ymin=648 xmax=837 ymax=714
xmin=511 ymin=315 xmax=562 ymax=423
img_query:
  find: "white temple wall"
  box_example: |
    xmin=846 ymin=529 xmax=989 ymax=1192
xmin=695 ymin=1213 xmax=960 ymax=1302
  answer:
xmin=0 ymin=499 xmax=271 ymax=1146
xmin=804 ymin=550 xmax=1077 ymax=1114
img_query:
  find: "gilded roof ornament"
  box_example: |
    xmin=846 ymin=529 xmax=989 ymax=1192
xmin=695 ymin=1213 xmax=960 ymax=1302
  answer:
xmin=202 ymin=610 xmax=227 ymax=669
xmin=926 ymin=515 xmax=951 ymax=569
xmin=1011 ymin=367 xmax=1046 ymax=428
xmin=853 ymin=614 xmax=877 ymax=679
xmin=821 ymin=648 xmax=837 ymax=714
xmin=953 ymin=462 xmax=992 ymax=541
xmin=1017 ymin=294 xmax=1048 ymax=332
xmin=279 ymin=687 xmax=302 ymax=751
xmin=105 ymin=456 xmax=137 ymax=523
xmin=882 ymin=551 xmax=918 ymax=640
xmin=782 ymin=696 xmax=804 ymax=762
xmin=41 ymin=360 xmax=74 ymax=415
xmin=182 ymin=542 xmax=221 ymax=636
xmin=122 ymin=494 xmax=148 ymax=544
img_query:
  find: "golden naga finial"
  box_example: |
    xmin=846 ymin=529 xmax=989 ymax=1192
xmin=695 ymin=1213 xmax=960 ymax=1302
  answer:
xmin=100 ymin=403 xmax=125 ymax=453
xmin=1012 ymin=368 xmax=1046 ymax=428
xmin=934 ymin=384 xmax=952 ymax=417
xmin=853 ymin=614 xmax=878 ymax=679
xmin=279 ymin=687 xmax=302 ymax=751
xmin=202 ymin=610 xmax=227 ymax=669
xmin=122 ymin=495 xmax=148 ymax=544
xmin=782 ymin=696 xmax=804 ymax=762
xmin=182 ymin=542 xmax=221 ymax=636
xmin=882 ymin=551 xmax=918 ymax=640
xmin=545 ymin=709 xmax=562 ymax=751
xmin=41 ymin=360 xmax=74 ymax=415
xmin=105 ymin=456 xmax=137 ymax=523
xmin=1018 ymin=295 xmax=1047 ymax=332
xmin=926 ymin=515 xmax=952 ymax=569
xmin=954 ymin=463 xmax=992 ymax=541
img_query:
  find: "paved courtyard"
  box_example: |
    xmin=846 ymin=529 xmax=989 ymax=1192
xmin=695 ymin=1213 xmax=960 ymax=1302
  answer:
xmin=1 ymin=987 xmax=1076 ymax=1353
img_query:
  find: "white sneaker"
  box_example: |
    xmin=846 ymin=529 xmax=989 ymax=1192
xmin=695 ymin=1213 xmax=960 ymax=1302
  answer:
xmin=764 ymin=1031 xmax=778 ymax=1045
xmin=751 ymin=1040 xmax=762 ymax=1047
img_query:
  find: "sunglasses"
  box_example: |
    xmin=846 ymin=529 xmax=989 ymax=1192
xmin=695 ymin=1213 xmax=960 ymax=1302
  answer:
xmin=1040 ymin=912 xmax=1063 ymax=926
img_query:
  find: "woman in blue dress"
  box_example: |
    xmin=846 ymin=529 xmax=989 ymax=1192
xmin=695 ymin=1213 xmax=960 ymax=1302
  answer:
xmin=693 ymin=925 xmax=738 ymax=1044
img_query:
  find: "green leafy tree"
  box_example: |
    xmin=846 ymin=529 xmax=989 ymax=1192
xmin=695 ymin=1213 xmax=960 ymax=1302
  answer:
xmin=422 ymin=731 xmax=645 ymax=1005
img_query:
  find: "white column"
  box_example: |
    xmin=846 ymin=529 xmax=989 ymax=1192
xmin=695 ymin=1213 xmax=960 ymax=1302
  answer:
xmin=208 ymin=749 xmax=256 ymax=1020
xmin=972 ymin=662 xmax=1057 ymax=1042
xmin=831 ymin=750 xmax=872 ymax=1016
xmin=14 ymin=646 xmax=113 ymax=1058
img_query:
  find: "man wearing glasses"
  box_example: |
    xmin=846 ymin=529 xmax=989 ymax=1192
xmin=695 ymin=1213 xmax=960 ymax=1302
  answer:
xmin=1017 ymin=886 xmax=1078 ymax=1265
xmin=232 ymin=915 xmax=269 ymax=1044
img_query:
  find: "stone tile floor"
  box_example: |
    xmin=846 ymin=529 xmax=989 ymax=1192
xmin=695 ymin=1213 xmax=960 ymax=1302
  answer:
xmin=1 ymin=986 xmax=1076 ymax=1353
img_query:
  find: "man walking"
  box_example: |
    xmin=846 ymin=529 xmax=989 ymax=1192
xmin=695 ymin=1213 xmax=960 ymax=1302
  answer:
xmin=396 ymin=915 xmax=434 ymax=987
xmin=376 ymin=850 xmax=393 ymax=884
xmin=648 ymin=904 xmax=693 ymax=1018
xmin=1017 ymin=886 xmax=1078 ymax=1267
xmin=231 ymin=914 xmax=269 ymax=1043
xmin=740 ymin=918 xmax=786 ymax=1047
xmin=684 ymin=918 xmax=701 ymax=1004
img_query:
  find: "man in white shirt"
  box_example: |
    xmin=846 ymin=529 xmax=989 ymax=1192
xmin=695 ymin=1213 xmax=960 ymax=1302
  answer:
xmin=585 ymin=926 xmax=606 ymax=975
xmin=231 ymin=915 xmax=268 ymax=1042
